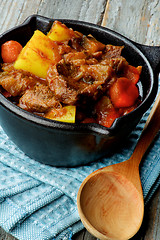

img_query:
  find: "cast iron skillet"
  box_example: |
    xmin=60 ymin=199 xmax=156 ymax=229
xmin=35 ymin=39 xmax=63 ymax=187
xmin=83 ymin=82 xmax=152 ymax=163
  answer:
xmin=0 ymin=15 xmax=160 ymax=167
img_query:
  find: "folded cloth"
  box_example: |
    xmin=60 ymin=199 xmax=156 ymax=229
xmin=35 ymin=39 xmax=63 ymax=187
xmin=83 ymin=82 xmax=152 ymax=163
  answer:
xmin=0 ymin=85 xmax=160 ymax=240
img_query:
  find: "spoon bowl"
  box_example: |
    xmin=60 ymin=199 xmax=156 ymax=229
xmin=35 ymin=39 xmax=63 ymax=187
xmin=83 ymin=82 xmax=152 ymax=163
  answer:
xmin=77 ymin=91 xmax=160 ymax=240
xmin=78 ymin=160 xmax=144 ymax=240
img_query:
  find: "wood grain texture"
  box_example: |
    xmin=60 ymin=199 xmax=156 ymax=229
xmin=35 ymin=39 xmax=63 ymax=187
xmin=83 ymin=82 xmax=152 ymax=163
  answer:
xmin=143 ymin=187 xmax=160 ymax=240
xmin=0 ymin=0 xmax=159 ymax=240
xmin=0 ymin=0 xmax=107 ymax=35
xmin=0 ymin=226 xmax=18 ymax=240
xmin=73 ymin=229 xmax=96 ymax=240
xmin=102 ymin=0 xmax=160 ymax=45
xmin=77 ymin=85 xmax=160 ymax=240
xmin=74 ymin=187 xmax=160 ymax=240
xmin=38 ymin=0 xmax=107 ymax=24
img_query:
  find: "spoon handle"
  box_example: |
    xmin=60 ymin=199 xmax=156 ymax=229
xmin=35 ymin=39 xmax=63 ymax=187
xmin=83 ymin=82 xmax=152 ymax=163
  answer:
xmin=131 ymin=91 xmax=160 ymax=165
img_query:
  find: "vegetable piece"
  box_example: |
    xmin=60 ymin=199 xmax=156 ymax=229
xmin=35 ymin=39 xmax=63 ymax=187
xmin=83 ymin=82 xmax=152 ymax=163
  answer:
xmin=47 ymin=21 xmax=75 ymax=42
xmin=45 ymin=106 xmax=76 ymax=123
xmin=110 ymin=77 xmax=139 ymax=108
xmin=123 ymin=65 xmax=141 ymax=84
xmin=14 ymin=30 xmax=61 ymax=79
xmin=1 ymin=40 xmax=22 ymax=63
xmin=1 ymin=90 xmax=12 ymax=98
xmin=82 ymin=118 xmax=96 ymax=123
xmin=95 ymin=96 xmax=120 ymax=128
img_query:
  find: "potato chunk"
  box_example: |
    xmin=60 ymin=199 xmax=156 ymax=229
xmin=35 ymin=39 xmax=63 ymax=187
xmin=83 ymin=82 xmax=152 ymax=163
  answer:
xmin=45 ymin=106 xmax=76 ymax=123
xmin=14 ymin=30 xmax=61 ymax=79
xmin=47 ymin=21 xmax=75 ymax=42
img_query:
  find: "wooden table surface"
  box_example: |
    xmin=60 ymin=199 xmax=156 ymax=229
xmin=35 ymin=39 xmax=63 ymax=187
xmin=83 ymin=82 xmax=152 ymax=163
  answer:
xmin=0 ymin=0 xmax=160 ymax=240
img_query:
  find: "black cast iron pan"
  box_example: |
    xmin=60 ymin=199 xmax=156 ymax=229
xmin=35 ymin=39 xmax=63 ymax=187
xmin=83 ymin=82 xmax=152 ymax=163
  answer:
xmin=0 ymin=15 xmax=160 ymax=167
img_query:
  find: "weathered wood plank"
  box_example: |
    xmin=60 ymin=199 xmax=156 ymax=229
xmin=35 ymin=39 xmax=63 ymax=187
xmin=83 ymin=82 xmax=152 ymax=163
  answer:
xmin=0 ymin=0 xmax=107 ymax=35
xmin=73 ymin=229 xmax=96 ymax=240
xmin=73 ymin=187 xmax=160 ymax=240
xmin=143 ymin=186 xmax=160 ymax=240
xmin=102 ymin=0 xmax=160 ymax=46
xmin=38 ymin=0 xmax=107 ymax=25
xmin=0 ymin=0 xmax=21 ymax=34
xmin=0 ymin=1 xmax=159 ymax=240
xmin=0 ymin=226 xmax=18 ymax=240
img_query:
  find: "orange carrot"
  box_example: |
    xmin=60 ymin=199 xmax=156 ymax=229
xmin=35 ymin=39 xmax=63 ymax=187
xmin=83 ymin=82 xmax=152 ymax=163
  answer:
xmin=1 ymin=40 xmax=22 ymax=63
xmin=110 ymin=77 xmax=139 ymax=108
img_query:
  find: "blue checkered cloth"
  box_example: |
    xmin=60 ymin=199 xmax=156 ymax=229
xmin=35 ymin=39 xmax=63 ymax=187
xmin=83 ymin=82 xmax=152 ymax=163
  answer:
xmin=0 ymin=85 xmax=160 ymax=240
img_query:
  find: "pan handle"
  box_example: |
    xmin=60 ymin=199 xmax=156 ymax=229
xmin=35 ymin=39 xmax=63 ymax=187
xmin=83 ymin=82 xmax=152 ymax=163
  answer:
xmin=133 ymin=42 xmax=160 ymax=74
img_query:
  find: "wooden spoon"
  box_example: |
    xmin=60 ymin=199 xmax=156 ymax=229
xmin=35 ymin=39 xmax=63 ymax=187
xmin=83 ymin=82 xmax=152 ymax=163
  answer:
xmin=77 ymin=91 xmax=160 ymax=240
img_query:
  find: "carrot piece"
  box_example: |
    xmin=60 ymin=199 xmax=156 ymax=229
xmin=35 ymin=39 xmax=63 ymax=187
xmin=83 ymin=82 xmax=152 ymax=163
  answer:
xmin=110 ymin=77 xmax=139 ymax=108
xmin=124 ymin=65 xmax=141 ymax=84
xmin=1 ymin=40 xmax=23 ymax=63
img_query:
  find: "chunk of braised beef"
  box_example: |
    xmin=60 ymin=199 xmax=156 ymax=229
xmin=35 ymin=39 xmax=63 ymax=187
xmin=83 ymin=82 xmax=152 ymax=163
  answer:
xmin=58 ymin=44 xmax=76 ymax=55
xmin=80 ymin=64 xmax=112 ymax=83
xmin=47 ymin=57 xmax=113 ymax=105
xmin=19 ymin=82 xmax=60 ymax=113
xmin=103 ymin=45 xmax=124 ymax=58
xmin=64 ymin=51 xmax=100 ymax=66
xmin=82 ymin=35 xmax=106 ymax=53
xmin=63 ymin=51 xmax=88 ymax=62
xmin=68 ymin=31 xmax=84 ymax=51
xmin=68 ymin=33 xmax=106 ymax=53
xmin=0 ymin=63 xmax=36 ymax=96
xmin=91 ymin=51 xmax=103 ymax=60
xmin=101 ymin=56 xmax=128 ymax=72
xmin=47 ymin=62 xmax=78 ymax=105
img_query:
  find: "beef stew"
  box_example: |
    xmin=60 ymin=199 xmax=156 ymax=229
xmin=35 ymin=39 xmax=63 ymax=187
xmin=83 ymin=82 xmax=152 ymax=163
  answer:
xmin=0 ymin=21 xmax=141 ymax=128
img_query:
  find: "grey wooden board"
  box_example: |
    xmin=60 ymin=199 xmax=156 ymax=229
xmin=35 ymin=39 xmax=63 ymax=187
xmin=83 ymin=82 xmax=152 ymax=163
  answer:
xmin=0 ymin=0 xmax=107 ymax=35
xmin=102 ymin=0 xmax=160 ymax=45
xmin=0 ymin=0 xmax=160 ymax=239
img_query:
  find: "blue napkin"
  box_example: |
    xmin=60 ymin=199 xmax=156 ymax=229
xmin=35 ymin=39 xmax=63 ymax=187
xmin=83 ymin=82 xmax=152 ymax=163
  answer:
xmin=0 ymin=84 xmax=160 ymax=240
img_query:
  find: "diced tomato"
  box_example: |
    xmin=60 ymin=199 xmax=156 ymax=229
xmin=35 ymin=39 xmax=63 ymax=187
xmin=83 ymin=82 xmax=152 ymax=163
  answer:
xmin=100 ymin=109 xmax=120 ymax=128
xmin=2 ymin=91 xmax=12 ymax=98
xmin=110 ymin=77 xmax=139 ymax=108
xmin=95 ymin=96 xmax=120 ymax=128
xmin=123 ymin=65 xmax=141 ymax=84
xmin=119 ymin=105 xmax=137 ymax=116
xmin=82 ymin=118 xmax=96 ymax=123
xmin=1 ymin=40 xmax=23 ymax=63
